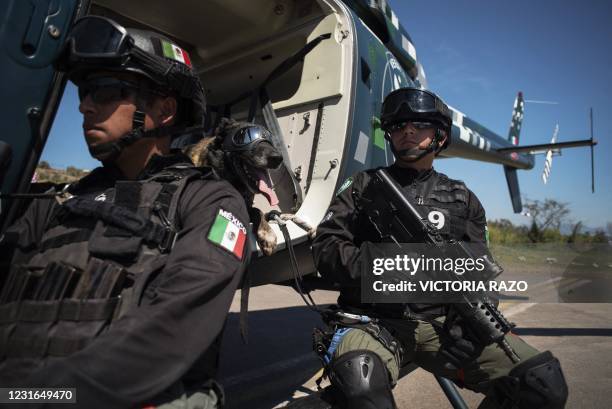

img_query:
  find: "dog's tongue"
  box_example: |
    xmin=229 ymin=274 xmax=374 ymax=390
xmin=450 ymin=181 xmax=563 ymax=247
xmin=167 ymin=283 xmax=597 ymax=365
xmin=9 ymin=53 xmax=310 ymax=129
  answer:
xmin=254 ymin=169 xmax=279 ymax=206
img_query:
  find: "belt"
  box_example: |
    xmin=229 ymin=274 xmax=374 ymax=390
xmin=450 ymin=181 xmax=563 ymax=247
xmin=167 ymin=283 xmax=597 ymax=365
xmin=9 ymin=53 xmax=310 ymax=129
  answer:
xmin=371 ymin=304 xmax=447 ymax=321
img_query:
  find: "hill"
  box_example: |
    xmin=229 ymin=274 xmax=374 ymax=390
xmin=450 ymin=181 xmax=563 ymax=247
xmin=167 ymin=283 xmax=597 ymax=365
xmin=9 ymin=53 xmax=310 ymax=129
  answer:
xmin=34 ymin=162 xmax=89 ymax=184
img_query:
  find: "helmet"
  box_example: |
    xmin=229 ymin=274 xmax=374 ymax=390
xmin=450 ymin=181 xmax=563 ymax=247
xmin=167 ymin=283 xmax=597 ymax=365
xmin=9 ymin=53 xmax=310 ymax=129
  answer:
xmin=381 ymin=87 xmax=452 ymax=153
xmin=58 ymin=16 xmax=205 ymax=128
xmin=213 ymin=119 xmax=281 ymax=206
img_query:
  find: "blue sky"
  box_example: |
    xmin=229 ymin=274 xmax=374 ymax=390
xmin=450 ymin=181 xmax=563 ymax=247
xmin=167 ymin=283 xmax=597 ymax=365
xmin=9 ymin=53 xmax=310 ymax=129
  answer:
xmin=42 ymin=0 xmax=611 ymax=229
xmin=392 ymin=0 xmax=611 ymax=229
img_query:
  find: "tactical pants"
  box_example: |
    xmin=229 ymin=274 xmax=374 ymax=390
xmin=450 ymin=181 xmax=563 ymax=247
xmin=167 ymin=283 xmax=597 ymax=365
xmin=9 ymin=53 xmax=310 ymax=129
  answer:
xmin=332 ymin=317 xmax=540 ymax=408
xmin=151 ymin=384 xmax=220 ymax=409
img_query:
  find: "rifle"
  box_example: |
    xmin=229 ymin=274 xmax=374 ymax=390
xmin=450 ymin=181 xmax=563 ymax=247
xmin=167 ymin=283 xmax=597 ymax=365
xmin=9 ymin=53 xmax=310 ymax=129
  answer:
xmin=367 ymin=168 xmax=520 ymax=363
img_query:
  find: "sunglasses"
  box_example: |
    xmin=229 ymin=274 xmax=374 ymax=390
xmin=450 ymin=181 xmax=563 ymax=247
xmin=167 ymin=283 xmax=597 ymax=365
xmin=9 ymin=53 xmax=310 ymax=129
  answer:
xmin=77 ymin=77 xmax=167 ymax=105
xmin=77 ymin=77 xmax=141 ymax=104
xmin=387 ymin=121 xmax=436 ymax=133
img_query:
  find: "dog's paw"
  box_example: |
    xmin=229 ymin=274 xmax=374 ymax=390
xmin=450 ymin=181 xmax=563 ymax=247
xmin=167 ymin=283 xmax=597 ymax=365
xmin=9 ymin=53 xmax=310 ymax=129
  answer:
xmin=257 ymin=217 xmax=277 ymax=256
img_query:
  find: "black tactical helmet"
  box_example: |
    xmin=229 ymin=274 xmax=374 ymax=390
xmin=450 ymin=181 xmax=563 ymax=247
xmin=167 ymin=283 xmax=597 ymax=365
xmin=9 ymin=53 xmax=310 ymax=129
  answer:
xmin=381 ymin=87 xmax=452 ymax=152
xmin=58 ymin=16 xmax=205 ymax=128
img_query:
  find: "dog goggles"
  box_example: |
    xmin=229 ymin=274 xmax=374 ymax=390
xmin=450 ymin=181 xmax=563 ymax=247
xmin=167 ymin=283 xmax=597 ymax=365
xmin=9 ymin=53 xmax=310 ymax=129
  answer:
xmin=230 ymin=125 xmax=274 ymax=150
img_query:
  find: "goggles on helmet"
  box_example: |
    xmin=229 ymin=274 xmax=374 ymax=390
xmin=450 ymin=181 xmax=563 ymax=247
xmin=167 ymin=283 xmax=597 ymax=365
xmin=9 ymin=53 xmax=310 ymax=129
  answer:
xmin=381 ymin=88 xmax=451 ymax=132
xmin=65 ymin=16 xmax=132 ymax=63
xmin=59 ymin=16 xmax=206 ymax=128
xmin=382 ymin=88 xmax=441 ymax=116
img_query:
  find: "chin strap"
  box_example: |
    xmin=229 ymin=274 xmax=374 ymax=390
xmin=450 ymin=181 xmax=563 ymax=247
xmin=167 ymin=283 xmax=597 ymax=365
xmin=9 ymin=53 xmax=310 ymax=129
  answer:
xmin=88 ymin=109 xmax=186 ymax=165
xmin=387 ymin=128 xmax=444 ymax=163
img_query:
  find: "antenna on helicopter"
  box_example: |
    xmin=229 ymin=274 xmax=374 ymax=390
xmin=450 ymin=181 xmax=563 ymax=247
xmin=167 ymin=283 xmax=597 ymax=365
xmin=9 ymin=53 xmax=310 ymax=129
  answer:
xmin=590 ymin=108 xmax=595 ymax=193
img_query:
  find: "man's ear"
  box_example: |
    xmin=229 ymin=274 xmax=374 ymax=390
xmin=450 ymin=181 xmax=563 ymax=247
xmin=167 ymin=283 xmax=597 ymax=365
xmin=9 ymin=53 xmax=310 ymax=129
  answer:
xmin=437 ymin=129 xmax=448 ymax=147
xmin=159 ymin=96 xmax=178 ymax=126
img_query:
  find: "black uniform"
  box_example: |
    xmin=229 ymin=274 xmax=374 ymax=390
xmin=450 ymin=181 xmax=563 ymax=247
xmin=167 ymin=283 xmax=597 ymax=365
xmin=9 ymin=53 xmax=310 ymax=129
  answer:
xmin=311 ymin=165 xmax=568 ymax=409
xmin=313 ymin=164 xmax=490 ymax=316
xmin=0 ymin=153 xmax=250 ymax=408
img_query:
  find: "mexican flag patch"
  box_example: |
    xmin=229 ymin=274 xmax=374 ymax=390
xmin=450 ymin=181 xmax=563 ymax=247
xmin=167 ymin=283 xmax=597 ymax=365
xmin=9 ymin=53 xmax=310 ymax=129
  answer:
xmin=161 ymin=40 xmax=192 ymax=67
xmin=208 ymin=209 xmax=247 ymax=259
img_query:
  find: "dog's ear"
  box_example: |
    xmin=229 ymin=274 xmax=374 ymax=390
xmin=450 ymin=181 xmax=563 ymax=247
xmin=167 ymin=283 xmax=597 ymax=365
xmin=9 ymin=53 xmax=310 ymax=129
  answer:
xmin=214 ymin=117 xmax=240 ymax=139
xmin=215 ymin=117 xmax=247 ymax=146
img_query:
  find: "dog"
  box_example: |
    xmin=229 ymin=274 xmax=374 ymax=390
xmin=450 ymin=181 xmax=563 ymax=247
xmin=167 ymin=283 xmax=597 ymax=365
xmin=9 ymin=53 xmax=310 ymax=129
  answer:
xmin=183 ymin=118 xmax=283 ymax=256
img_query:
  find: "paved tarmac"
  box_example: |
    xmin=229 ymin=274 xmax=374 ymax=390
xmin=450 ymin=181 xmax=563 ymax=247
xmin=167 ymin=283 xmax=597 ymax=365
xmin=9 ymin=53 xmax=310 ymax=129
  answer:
xmin=219 ymin=283 xmax=612 ymax=409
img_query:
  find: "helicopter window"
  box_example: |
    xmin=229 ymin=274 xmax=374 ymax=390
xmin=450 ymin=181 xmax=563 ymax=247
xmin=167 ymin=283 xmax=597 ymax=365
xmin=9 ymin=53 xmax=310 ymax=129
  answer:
xmin=36 ymin=82 xmax=96 ymax=186
xmin=85 ymin=0 xmax=350 ymax=216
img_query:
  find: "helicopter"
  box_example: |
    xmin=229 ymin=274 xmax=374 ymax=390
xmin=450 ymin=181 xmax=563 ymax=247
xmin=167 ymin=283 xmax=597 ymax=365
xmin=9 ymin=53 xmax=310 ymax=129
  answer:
xmin=0 ymin=0 xmax=596 ymax=286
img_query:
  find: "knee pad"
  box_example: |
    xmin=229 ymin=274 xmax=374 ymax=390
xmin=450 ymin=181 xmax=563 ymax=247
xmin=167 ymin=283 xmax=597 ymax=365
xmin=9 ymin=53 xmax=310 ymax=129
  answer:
xmin=328 ymin=350 xmax=396 ymax=409
xmin=494 ymin=351 xmax=568 ymax=409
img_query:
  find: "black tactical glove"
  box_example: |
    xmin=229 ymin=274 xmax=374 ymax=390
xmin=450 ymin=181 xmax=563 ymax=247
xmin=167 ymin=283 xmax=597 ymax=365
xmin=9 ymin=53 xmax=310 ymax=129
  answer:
xmin=439 ymin=312 xmax=484 ymax=370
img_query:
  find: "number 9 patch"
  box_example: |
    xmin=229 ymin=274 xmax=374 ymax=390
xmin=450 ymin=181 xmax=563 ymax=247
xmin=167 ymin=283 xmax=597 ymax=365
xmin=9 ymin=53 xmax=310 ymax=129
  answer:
xmin=427 ymin=208 xmax=450 ymax=234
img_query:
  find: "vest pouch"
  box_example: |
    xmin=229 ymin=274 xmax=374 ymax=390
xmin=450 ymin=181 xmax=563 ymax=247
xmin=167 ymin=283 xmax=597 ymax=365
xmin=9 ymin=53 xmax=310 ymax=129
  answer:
xmin=0 ymin=298 xmax=120 ymax=386
xmin=422 ymin=188 xmax=469 ymax=241
xmin=0 ymin=302 xmax=20 ymax=359
xmin=2 ymin=296 xmax=121 ymax=359
xmin=0 ymin=260 xmax=83 ymax=360
xmin=5 ymin=300 xmax=62 ymax=359
xmin=0 ymin=314 xmax=44 ymax=386
xmin=47 ymin=297 xmax=121 ymax=357
xmin=89 ymin=220 xmax=143 ymax=262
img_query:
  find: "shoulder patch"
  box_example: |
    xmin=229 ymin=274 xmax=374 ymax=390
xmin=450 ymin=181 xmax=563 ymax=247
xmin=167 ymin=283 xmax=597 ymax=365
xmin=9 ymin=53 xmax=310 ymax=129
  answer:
xmin=207 ymin=208 xmax=247 ymax=259
xmin=336 ymin=177 xmax=353 ymax=196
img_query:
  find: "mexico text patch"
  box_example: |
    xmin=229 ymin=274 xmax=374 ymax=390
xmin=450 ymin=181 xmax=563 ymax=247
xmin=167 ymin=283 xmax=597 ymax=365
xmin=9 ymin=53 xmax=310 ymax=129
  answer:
xmin=207 ymin=208 xmax=247 ymax=259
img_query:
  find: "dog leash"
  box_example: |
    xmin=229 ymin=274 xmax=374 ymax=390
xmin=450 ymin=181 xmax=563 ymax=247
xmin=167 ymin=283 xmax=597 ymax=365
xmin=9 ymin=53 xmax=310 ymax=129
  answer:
xmin=278 ymin=213 xmax=316 ymax=239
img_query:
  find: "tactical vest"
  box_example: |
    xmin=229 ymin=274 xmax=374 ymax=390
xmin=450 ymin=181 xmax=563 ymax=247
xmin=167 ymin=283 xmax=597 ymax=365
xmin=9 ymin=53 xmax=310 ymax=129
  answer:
xmin=402 ymin=172 xmax=470 ymax=242
xmin=349 ymin=169 xmax=471 ymax=319
xmin=355 ymin=169 xmax=470 ymax=243
xmin=0 ymin=163 xmax=209 ymax=384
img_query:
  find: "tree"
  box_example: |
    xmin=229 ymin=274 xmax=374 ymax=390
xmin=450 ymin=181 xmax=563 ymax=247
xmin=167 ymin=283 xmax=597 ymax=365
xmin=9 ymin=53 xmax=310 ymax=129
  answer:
xmin=496 ymin=219 xmax=514 ymax=229
xmin=38 ymin=160 xmax=51 ymax=169
xmin=528 ymin=220 xmax=540 ymax=243
xmin=523 ymin=198 xmax=570 ymax=243
xmin=567 ymin=221 xmax=583 ymax=244
xmin=591 ymin=229 xmax=608 ymax=244
xmin=487 ymin=219 xmax=530 ymax=244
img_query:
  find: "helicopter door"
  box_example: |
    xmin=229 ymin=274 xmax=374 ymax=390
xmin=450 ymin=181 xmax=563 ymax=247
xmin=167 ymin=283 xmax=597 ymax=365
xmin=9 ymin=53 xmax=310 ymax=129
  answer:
xmin=0 ymin=0 xmax=86 ymax=232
